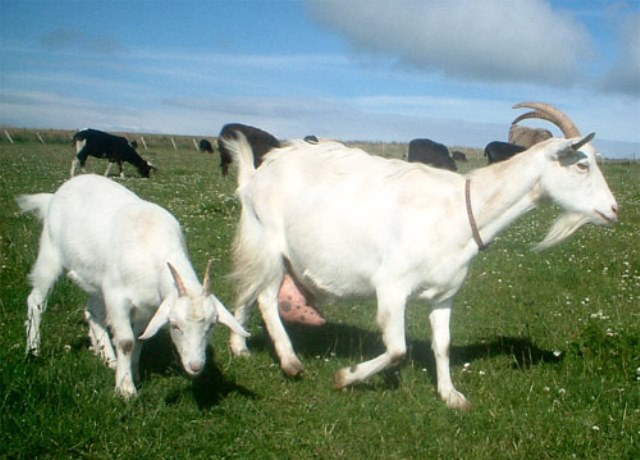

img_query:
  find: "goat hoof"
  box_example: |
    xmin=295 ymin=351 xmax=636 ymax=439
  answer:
xmin=444 ymin=390 xmax=471 ymax=411
xmin=115 ymin=386 xmax=137 ymax=400
xmin=230 ymin=336 xmax=251 ymax=357
xmin=333 ymin=367 xmax=355 ymax=390
xmin=282 ymin=359 xmax=305 ymax=377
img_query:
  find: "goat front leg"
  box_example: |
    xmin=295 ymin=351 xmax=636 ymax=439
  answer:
xmin=334 ymin=288 xmax=407 ymax=389
xmin=430 ymin=303 xmax=471 ymax=410
xmin=85 ymin=296 xmax=116 ymax=369
xmin=258 ymin=280 xmax=305 ymax=376
xmin=106 ymin=299 xmax=138 ymax=398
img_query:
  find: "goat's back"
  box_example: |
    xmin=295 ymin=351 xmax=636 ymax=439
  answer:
xmin=38 ymin=175 xmax=185 ymax=291
xmin=236 ymin=141 xmax=468 ymax=298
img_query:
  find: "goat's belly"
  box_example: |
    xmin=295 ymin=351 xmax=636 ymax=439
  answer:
xmin=287 ymin=250 xmax=380 ymax=299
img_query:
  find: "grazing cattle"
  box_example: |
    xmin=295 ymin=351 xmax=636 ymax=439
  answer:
xmin=407 ymin=138 xmax=457 ymax=171
xmin=223 ymin=104 xmax=617 ymax=409
xmin=451 ymin=150 xmax=468 ymax=162
xmin=199 ymin=139 xmax=214 ymax=154
xmin=484 ymin=141 xmax=526 ymax=164
xmin=216 ymin=123 xmax=280 ymax=176
xmin=71 ymin=129 xmax=155 ymax=178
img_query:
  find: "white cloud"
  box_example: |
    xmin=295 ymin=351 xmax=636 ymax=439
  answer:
xmin=601 ymin=13 xmax=640 ymax=95
xmin=306 ymin=0 xmax=592 ymax=86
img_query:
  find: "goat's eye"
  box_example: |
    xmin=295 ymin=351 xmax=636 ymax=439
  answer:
xmin=171 ymin=324 xmax=183 ymax=333
xmin=576 ymin=162 xmax=589 ymax=172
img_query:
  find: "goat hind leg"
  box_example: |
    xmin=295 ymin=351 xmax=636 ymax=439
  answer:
xmin=258 ymin=281 xmax=305 ymax=376
xmin=25 ymin=240 xmax=62 ymax=355
xmin=229 ymin=300 xmax=255 ymax=356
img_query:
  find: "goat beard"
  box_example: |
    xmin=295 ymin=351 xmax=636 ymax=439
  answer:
xmin=534 ymin=212 xmax=591 ymax=251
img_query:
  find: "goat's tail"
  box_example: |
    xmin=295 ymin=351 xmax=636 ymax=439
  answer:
xmin=230 ymin=201 xmax=284 ymax=308
xmin=220 ymin=131 xmax=256 ymax=189
xmin=16 ymin=193 xmax=53 ymax=220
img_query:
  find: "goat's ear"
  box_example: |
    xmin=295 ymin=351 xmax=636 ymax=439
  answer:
xmin=139 ymin=297 xmax=173 ymax=340
xmin=212 ymin=297 xmax=250 ymax=337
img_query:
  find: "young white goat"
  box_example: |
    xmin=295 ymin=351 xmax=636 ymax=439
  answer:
xmin=17 ymin=174 xmax=248 ymax=398
xmin=224 ymin=129 xmax=617 ymax=410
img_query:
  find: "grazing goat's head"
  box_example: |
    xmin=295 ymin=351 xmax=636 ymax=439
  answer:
xmin=139 ymin=261 xmax=248 ymax=376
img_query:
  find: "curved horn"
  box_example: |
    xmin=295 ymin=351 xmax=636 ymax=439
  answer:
xmin=513 ymin=102 xmax=581 ymax=138
xmin=202 ymin=259 xmax=213 ymax=295
xmin=511 ymin=110 xmax=555 ymax=126
xmin=167 ymin=262 xmax=187 ymax=297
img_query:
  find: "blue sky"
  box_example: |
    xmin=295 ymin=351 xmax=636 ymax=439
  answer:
xmin=1 ymin=0 xmax=639 ymax=157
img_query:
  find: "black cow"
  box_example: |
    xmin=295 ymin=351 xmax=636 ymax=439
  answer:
xmin=407 ymin=138 xmax=457 ymax=171
xmin=199 ymin=139 xmax=214 ymax=153
xmin=217 ymin=123 xmax=280 ymax=176
xmin=71 ymin=129 xmax=155 ymax=178
xmin=484 ymin=141 xmax=526 ymax=164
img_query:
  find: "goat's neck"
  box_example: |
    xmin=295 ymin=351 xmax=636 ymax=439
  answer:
xmin=466 ymin=150 xmax=545 ymax=245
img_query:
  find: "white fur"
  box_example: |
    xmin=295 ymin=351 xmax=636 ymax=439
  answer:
xmin=17 ymin=174 xmax=248 ymax=398
xmin=224 ymin=132 xmax=617 ymax=410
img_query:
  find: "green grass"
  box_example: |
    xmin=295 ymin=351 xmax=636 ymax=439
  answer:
xmin=1 ymin=133 xmax=639 ymax=459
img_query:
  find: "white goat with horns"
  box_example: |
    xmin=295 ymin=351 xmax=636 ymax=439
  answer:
xmin=223 ymin=105 xmax=617 ymax=410
xmin=17 ymin=174 xmax=248 ymax=398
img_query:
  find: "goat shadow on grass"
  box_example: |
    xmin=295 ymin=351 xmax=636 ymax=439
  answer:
xmin=139 ymin=330 xmax=256 ymax=409
xmin=248 ymin=322 xmax=564 ymax=389
xmin=73 ymin=331 xmax=255 ymax=409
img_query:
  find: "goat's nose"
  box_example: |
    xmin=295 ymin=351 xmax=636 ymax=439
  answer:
xmin=612 ymin=204 xmax=619 ymax=215
xmin=189 ymin=360 xmax=203 ymax=374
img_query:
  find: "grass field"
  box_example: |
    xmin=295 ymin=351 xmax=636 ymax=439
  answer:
xmin=1 ymin=131 xmax=638 ymax=459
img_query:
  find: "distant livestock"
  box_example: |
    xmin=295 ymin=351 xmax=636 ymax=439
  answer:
xmin=407 ymin=138 xmax=457 ymax=171
xmin=216 ymin=123 xmax=280 ymax=176
xmin=304 ymin=135 xmax=319 ymax=143
xmin=509 ymin=102 xmax=556 ymax=148
xmin=71 ymin=129 xmax=155 ymax=178
xmin=199 ymin=139 xmax=214 ymax=153
xmin=223 ymin=115 xmax=617 ymax=409
xmin=17 ymin=175 xmax=248 ymax=398
xmin=484 ymin=141 xmax=526 ymax=164
xmin=451 ymin=150 xmax=468 ymax=162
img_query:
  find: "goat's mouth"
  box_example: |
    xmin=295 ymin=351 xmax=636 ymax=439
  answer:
xmin=595 ymin=210 xmax=617 ymax=225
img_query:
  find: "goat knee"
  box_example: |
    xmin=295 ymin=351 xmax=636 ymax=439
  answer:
xmin=388 ymin=347 xmax=406 ymax=366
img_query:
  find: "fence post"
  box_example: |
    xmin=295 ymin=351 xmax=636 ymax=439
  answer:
xmin=170 ymin=137 xmax=177 ymax=151
xmin=36 ymin=132 xmax=46 ymax=145
xmin=4 ymin=130 xmax=14 ymax=144
xmin=139 ymin=136 xmax=148 ymax=150
xmin=192 ymin=138 xmax=199 ymax=151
